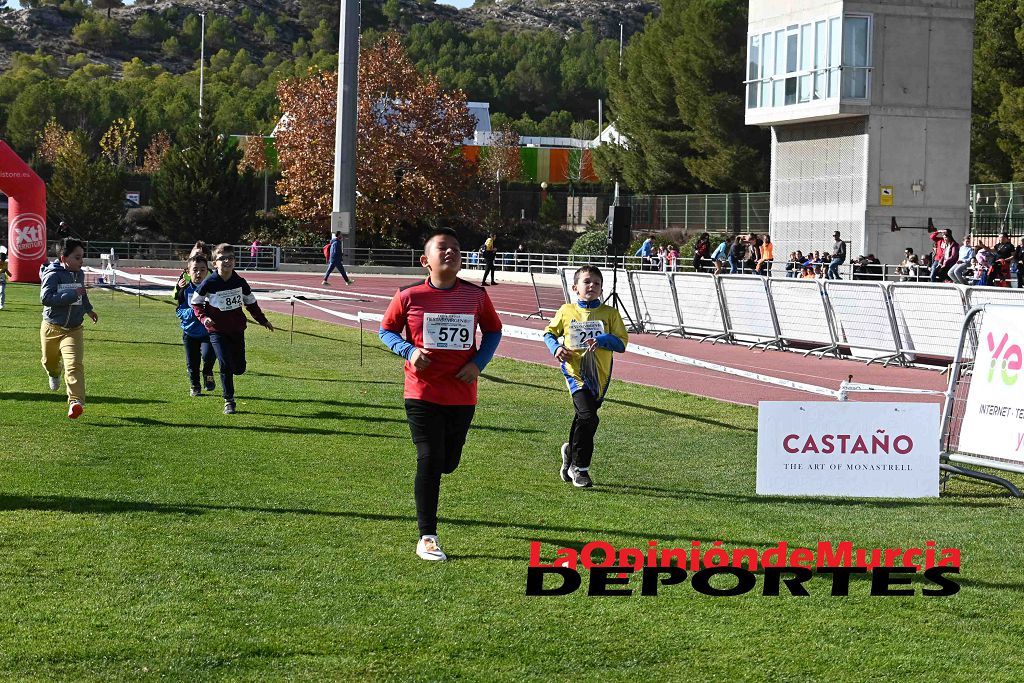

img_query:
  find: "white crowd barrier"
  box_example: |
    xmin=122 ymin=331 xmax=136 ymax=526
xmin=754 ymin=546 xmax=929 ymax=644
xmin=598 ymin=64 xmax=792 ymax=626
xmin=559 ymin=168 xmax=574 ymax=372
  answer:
xmin=822 ymin=282 xmax=906 ymax=365
xmin=767 ymin=279 xmax=838 ymax=355
xmin=717 ymin=275 xmax=781 ymax=348
xmin=629 ymin=272 xmax=682 ymax=334
xmin=888 ymin=284 xmax=967 ymax=359
xmin=671 ymin=273 xmax=729 ymax=340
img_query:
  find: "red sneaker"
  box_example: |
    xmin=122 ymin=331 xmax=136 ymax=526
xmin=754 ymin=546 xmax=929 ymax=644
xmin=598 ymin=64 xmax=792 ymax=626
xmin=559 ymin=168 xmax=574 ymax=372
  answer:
xmin=67 ymin=401 xmax=84 ymax=419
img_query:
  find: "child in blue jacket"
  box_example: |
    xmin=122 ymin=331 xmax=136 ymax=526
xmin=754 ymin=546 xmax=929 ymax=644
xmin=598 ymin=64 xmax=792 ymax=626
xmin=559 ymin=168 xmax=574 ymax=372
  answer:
xmin=175 ymin=255 xmax=217 ymax=396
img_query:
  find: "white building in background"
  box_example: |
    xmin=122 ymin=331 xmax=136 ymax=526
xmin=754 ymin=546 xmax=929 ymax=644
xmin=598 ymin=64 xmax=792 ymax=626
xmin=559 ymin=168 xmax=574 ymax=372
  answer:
xmin=746 ymin=1 xmax=974 ymax=264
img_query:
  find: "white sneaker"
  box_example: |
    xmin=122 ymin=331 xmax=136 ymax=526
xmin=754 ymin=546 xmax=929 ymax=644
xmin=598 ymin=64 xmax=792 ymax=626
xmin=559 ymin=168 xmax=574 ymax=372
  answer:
xmin=560 ymin=443 xmax=572 ymax=482
xmin=416 ymin=535 xmax=447 ymax=561
xmin=48 ymin=374 xmax=60 ymax=391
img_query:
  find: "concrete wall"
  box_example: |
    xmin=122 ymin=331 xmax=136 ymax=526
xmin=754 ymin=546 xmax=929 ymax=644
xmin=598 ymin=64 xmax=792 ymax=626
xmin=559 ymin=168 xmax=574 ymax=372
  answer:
xmin=859 ymin=0 xmax=974 ymax=261
xmin=749 ymin=0 xmax=974 ymax=264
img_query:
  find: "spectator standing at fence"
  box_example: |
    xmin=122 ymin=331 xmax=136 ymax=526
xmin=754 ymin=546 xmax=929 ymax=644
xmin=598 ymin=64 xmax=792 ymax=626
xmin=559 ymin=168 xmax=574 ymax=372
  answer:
xmin=826 ymin=231 xmax=846 ymax=279
xmin=667 ymin=245 xmax=679 ymax=272
xmin=635 ymin=236 xmax=653 ymax=270
xmin=742 ymin=234 xmax=760 ymax=273
xmin=480 ymin=232 xmax=498 ymax=286
xmin=755 ymin=235 xmax=774 ymax=276
xmin=515 ymin=243 xmax=526 ymax=272
xmin=693 ymin=233 xmax=710 ymax=272
xmin=323 ymin=231 xmax=354 ymax=286
xmin=935 ymin=232 xmax=959 ymax=282
xmin=949 ymin=239 xmax=975 ymax=285
xmin=728 ymin=236 xmax=745 ymax=274
xmin=1015 ymin=238 xmax=1024 ymax=288
xmin=928 ymin=228 xmax=947 ymax=281
xmin=250 ymin=238 xmax=261 ymax=269
xmin=709 ymin=238 xmax=728 ymax=274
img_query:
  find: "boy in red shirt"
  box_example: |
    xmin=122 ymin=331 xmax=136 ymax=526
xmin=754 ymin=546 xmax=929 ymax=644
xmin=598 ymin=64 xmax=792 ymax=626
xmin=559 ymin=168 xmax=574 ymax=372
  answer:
xmin=379 ymin=227 xmax=503 ymax=561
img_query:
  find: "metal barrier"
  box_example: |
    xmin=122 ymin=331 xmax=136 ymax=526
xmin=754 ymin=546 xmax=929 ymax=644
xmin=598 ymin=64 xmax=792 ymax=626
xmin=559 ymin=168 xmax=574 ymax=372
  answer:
xmin=629 ymin=272 xmax=683 ymax=335
xmin=670 ymin=272 xmax=729 ymax=342
xmin=939 ymin=305 xmax=1024 ymax=496
xmin=966 ymin=287 xmax=1024 ymax=309
xmin=888 ymin=283 xmax=967 ymax=359
xmin=767 ymin=278 xmax=839 ymax=356
xmin=716 ymin=275 xmax=783 ymax=350
xmin=823 ymin=281 xmax=905 ymax=366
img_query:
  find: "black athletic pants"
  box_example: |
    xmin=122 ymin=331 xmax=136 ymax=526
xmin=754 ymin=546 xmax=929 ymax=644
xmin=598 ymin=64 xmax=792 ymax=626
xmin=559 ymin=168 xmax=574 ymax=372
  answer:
xmin=568 ymin=389 xmax=602 ymax=470
xmin=481 ymin=253 xmax=496 ymax=284
xmin=182 ymin=332 xmax=216 ymax=390
xmin=209 ymin=331 xmax=246 ymax=402
xmin=405 ymin=399 xmax=476 ymax=537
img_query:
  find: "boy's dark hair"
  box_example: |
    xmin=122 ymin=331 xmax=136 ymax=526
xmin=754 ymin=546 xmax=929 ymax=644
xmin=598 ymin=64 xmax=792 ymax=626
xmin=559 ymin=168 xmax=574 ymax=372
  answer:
xmin=212 ymin=243 xmax=234 ymax=259
xmin=192 ymin=240 xmax=211 ymax=258
xmin=187 ymin=254 xmax=208 ymax=267
xmin=61 ymin=238 xmax=85 ymax=257
xmin=573 ymin=265 xmax=603 ymax=285
xmin=424 ymin=226 xmax=460 ymax=250
xmin=334 ymin=231 xmax=342 ymax=238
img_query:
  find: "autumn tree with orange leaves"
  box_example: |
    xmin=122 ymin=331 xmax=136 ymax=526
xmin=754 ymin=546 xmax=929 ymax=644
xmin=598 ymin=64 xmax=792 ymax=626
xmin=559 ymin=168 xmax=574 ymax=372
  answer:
xmin=275 ymin=34 xmax=478 ymax=244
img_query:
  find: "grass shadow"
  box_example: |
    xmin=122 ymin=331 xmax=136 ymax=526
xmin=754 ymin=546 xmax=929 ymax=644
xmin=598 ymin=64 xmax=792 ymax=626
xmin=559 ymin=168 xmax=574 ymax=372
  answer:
xmin=103 ymin=416 xmax=402 ymax=439
xmin=1 ymin=391 xmax=167 ymax=405
xmin=0 ymin=494 xmax=767 ymax=546
xmin=598 ymin=482 xmax=1008 ymax=509
xmin=481 ymin=374 xmax=756 ymax=433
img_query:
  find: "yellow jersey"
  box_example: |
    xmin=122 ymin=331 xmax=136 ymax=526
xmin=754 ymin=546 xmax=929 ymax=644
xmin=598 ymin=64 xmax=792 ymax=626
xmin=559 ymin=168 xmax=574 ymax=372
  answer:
xmin=544 ymin=300 xmax=628 ymax=399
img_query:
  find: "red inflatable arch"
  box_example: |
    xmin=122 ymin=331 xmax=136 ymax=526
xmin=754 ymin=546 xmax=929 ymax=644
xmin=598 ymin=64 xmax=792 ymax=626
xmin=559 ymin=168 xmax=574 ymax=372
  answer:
xmin=0 ymin=140 xmax=47 ymax=283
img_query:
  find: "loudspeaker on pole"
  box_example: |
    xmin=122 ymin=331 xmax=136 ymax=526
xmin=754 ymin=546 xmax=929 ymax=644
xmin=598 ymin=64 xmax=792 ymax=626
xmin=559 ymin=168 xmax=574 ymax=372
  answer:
xmin=607 ymin=205 xmax=632 ymax=253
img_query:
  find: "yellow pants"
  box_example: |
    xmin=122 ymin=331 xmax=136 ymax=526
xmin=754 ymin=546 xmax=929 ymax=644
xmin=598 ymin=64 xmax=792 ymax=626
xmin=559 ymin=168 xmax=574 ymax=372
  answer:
xmin=40 ymin=321 xmax=85 ymax=405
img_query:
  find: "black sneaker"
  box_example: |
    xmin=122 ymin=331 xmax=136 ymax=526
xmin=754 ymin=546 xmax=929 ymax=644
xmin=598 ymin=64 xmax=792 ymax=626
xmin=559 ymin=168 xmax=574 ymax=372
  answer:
xmin=569 ymin=466 xmax=593 ymax=488
xmin=204 ymin=374 xmax=216 ymax=391
xmin=190 ymin=387 xmax=201 ymax=397
xmin=560 ymin=443 xmax=571 ymax=482
xmin=224 ymin=401 xmax=236 ymax=415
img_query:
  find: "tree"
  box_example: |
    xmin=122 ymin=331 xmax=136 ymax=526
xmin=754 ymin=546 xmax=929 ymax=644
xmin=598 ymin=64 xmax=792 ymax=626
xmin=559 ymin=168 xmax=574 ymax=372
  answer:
xmin=599 ymin=0 xmax=767 ymax=193
xmin=479 ymin=123 xmax=522 ymax=184
xmin=36 ymin=118 xmax=75 ymax=165
xmin=92 ymin=0 xmax=123 ymax=19
xmin=152 ymin=120 xmax=259 ymax=243
xmin=48 ymin=133 xmax=125 ymax=240
xmin=99 ymin=116 xmax=138 ymax=168
xmin=141 ymin=130 xmax=172 ymax=175
xmin=239 ymin=136 xmax=268 ymax=173
xmin=275 ymin=34 xmax=479 ymax=243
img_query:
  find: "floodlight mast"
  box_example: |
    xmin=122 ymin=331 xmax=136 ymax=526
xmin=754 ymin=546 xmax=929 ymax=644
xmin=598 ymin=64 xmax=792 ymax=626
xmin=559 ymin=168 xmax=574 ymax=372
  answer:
xmin=332 ymin=0 xmax=361 ymax=258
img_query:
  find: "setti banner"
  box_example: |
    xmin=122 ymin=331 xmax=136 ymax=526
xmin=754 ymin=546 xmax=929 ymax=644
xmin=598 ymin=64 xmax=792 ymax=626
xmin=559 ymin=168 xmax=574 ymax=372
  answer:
xmin=757 ymin=402 xmax=939 ymax=498
xmin=957 ymin=305 xmax=1024 ymax=464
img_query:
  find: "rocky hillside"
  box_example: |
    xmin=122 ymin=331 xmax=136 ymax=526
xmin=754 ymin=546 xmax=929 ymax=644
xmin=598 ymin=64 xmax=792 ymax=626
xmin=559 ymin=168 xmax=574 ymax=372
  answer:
xmin=0 ymin=0 xmax=658 ymax=74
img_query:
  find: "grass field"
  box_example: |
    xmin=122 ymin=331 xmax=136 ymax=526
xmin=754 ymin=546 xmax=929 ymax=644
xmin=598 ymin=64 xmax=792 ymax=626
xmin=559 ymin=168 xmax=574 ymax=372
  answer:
xmin=0 ymin=281 xmax=1022 ymax=681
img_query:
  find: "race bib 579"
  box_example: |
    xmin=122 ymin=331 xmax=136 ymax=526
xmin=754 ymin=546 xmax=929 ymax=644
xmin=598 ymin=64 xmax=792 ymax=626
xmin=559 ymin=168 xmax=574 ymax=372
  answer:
xmin=423 ymin=313 xmax=475 ymax=350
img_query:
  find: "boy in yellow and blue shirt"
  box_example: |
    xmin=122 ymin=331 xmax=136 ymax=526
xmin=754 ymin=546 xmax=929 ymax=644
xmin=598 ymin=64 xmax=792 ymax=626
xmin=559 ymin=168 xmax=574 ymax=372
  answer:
xmin=543 ymin=266 xmax=628 ymax=488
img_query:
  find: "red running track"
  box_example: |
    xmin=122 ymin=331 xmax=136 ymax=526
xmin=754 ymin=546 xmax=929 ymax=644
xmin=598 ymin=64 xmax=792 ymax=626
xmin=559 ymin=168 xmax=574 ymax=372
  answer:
xmin=128 ymin=268 xmax=948 ymax=407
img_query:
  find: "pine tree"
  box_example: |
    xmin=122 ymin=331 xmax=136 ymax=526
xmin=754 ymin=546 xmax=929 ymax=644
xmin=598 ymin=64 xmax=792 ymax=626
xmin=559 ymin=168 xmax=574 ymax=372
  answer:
xmin=152 ymin=120 xmax=259 ymax=243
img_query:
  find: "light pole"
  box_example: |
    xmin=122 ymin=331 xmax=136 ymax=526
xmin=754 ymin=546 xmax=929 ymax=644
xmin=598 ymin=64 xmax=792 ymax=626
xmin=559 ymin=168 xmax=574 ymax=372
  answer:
xmin=198 ymin=12 xmax=206 ymax=119
xmin=332 ymin=0 xmax=360 ymax=261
